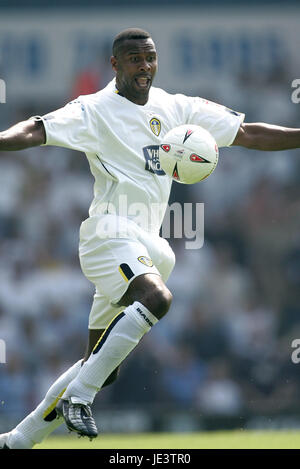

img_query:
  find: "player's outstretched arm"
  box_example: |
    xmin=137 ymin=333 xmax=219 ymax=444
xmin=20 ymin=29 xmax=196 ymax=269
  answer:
xmin=0 ymin=119 xmax=46 ymax=152
xmin=232 ymin=122 xmax=300 ymax=151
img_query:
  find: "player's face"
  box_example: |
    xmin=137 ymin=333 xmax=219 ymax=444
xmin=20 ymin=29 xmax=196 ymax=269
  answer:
xmin=111 ymin=38 xmax=157 ymax=105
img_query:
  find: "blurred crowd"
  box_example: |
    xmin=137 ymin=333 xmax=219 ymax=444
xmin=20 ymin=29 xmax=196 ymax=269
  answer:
xmin=0 ymin=46 xmax=300 ymax=432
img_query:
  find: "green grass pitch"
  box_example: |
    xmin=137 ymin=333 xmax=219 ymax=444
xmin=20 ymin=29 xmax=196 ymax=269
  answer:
xmin=35 ymin=430 xmax=300 ymax=449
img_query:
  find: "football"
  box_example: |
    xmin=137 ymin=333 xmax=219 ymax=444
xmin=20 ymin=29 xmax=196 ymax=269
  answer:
xmin=159 ymin=124 xmax=219 ymax=184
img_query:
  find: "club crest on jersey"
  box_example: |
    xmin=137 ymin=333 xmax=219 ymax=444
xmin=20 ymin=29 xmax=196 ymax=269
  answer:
xmin=150 ymin=118 xmax=161 ymax=137
xmin=138 ymin=256 xmax=153 ymax=267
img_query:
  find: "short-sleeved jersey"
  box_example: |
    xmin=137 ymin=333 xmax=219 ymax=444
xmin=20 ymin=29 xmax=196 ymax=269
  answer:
xmin=37 ymin=78 xmax=244 ymax=233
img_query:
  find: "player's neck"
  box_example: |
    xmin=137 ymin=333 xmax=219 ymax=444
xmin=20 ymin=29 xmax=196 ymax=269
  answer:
xmin=115 ymin=85 xmax=149 ymax=106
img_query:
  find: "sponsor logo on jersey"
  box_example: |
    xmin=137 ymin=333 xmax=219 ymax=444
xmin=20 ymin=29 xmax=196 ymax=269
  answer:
xmin=150 ymin=118 xmax=161 ymax=137
xmin=143 ymin=145 xmax=166 ymax=175
xmin=190 ymin=153 xmax=210 ymax=163
xmin=138 ymin=256 xmax=153 ymax=267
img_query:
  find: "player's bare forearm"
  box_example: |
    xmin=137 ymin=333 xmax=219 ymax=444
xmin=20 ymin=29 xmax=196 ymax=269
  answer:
xmin=232 ymin=122 xmax=300 ymax=151
xmin=0 ymin=119 xmax=46 ymax=151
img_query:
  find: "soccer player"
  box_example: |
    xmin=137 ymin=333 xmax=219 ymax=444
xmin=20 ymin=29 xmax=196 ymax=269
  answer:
xmin=1 ymin=28 xmax=300 ymax=449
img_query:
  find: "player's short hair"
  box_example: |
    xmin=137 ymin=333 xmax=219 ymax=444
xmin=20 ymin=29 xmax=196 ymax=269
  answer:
xmin=112 ymin=28 xmax=152 ymax=57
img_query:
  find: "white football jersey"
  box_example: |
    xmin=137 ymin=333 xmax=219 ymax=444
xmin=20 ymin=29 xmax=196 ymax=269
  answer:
xmin=37 ymin=78 xmax=244 ymax=233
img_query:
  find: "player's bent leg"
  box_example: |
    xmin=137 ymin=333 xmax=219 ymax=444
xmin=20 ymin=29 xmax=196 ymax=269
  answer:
xmin=118 ymin=272 xmax=173 ymax=319
xmin=57 ymin=273 xmax=172 ymax=439
xmin=84 ymin=329 xmax=105 ymax=361
xmin=84 ymin=329 xmax=120 ymax=387
xmin=57 ymin=229 xmax=174 ymax=439
xmin=1 ymin=360 xmax=83 ymax=449
xmin=0 ymin=433 xmax=10 ymax=449
xmin=2 ymin=273 xmax=131 ymax=448
xmin=1 ymin=325 xmax=121 ymax=449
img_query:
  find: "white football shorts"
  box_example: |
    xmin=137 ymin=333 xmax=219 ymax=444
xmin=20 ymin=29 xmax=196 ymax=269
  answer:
xmin=79 ymin=214 xmax=176 ymax=329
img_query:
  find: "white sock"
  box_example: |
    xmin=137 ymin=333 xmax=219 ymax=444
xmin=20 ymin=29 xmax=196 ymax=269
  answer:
xmin=63 ymin=302 xmax=158 ymax=405
xmin=7 ymin=359 xmax=82 ymax=449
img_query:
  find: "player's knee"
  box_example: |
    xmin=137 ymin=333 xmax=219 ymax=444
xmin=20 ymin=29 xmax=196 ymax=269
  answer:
xmin=123 ymin=274 xmax=173 ymax=320
xmin=143 ymin=286 xmax=173 ymax=320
